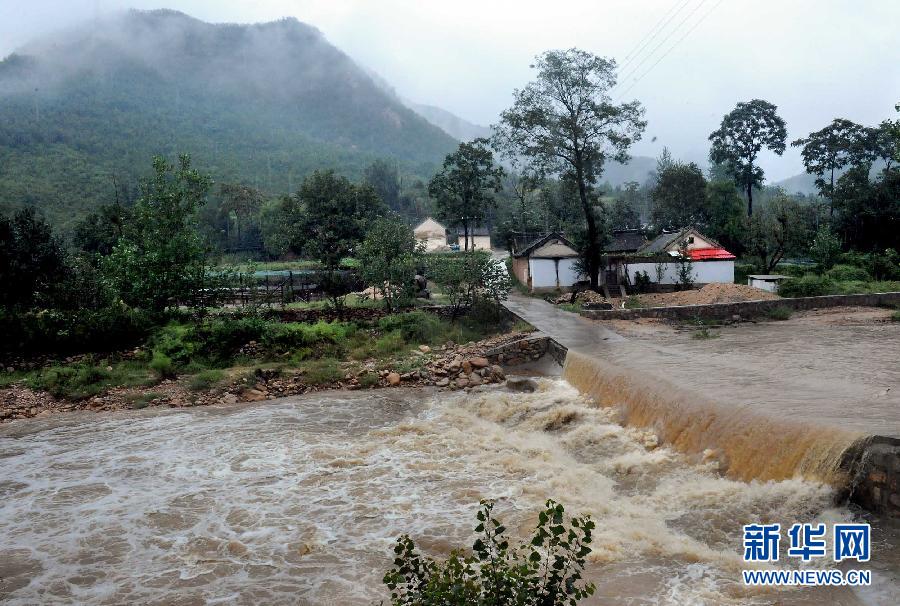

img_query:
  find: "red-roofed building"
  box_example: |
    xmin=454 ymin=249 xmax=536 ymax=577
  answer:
xmin=616 ymin=227 xmax=736 ymax=286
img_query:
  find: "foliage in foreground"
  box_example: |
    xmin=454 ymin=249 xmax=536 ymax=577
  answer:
xmin=384 ymin=500 xmax=595 ymax=606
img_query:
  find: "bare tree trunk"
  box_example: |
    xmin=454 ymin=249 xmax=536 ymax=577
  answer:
xmin=574 ymin=162 xmax=599 ymax=290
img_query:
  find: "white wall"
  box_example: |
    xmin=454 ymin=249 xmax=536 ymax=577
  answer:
xmin=625 ymin=260 xmax=734 ymax=285
xmin=749 ymin=278 xmax=779 ymax=293
xmin=529 ymin=258 xmax=559 ymax=288
xmin=695 ymin=260 xmax=734 ymax=284
xmin=557 ymin=258 xmax=582 ymax=287
xmin=529 ymin=258 xmax=583 ymax=290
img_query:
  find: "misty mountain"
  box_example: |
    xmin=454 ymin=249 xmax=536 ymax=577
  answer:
xmin=404 ymin=102 xmax=492 ymax=142
xmin=771 ymin=172 xmax=820 ymax=196
xmin=0 ymin=9 xmax=457 ymax=229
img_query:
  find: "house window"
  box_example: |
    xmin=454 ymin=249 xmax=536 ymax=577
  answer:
xmin=687 ymin=236 xmax=694 ymax=244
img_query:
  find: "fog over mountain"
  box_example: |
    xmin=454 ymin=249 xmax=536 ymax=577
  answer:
xmin=0 ymin=9 xmax=456 ymax=227
xmin=3 ymin=0 xmax=896 ymax=184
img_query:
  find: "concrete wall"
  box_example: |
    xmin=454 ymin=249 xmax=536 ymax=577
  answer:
xmin=529 ymin=258 xmax=581 ymax=291
xmin=849 ymin=437 xmax=900 ymax=516
xmin=749 ymin=278 xmax=780 ymax=293
xmin=625 ymin=260 xmax=733 ymax=285
xmin=580 ymin=291 xmax=900 ymax=321
xmin=460 ymin=235 xmax=491 ymax=251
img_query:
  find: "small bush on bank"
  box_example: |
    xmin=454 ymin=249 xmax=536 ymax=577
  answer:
xmin=188 ymin=369 xmax=225 ymax=391
xmin=149 ymin=351 xmax=176 ymax=379
xmin=301 ymin=358 xmax=344 ymax=384
xmin=383 ymin=500 xmax=595 ymax=606
xmin=778 ymin=275 xmax=835 ymax=298
xmin=825 ymin=264 xmax=870 ymax=282
xmin=24 ymin=360 xmax=152 ymax=400
xmin=378 ymin=311 xmax=445 ymax=344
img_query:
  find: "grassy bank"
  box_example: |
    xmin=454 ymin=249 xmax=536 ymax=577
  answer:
xmin=2 ymin=309 xmax=510 ymax=401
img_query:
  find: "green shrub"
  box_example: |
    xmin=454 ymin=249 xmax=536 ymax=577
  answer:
xmin=301 ymin=358 xmax=344 ymax=384
xmin=149 ymin=351 xmax=176 ymax=379
xmin=624 ymin=296 xmax=644 ymax=309
xmin=127 ymin=392 xmax=163 ymax=409
xmin=777 ymin=275 xmax=835 ymax=298
xmin=378 ymin=311 xmax=445 ymax=344
xmin=825 ymin=264 xmax=870 ymax=282
xmin=0 ymin=306 xmax=152 ymax=357
xmin=358 ymin=372 xmax=379 ymax=388
xmin=26 ymin=363 xmax=112 ymax=400
xmin=767 ymin=306 xmax=792 ymax=321
xmin=891 ymin=310 xmax=900 ymax=322
xmin=383 ymin=500 xmax=595 ymax=606
xmin=262 ymin=321 xmax=353 ymax=351
xmin=375 ymin=330 xmax=407 ymax=356
xmin=187 ymin=369 xmax=225 ymax=391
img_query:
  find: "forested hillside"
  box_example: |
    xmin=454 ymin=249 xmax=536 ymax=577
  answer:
xmin=0 ymin=9 xmax=457 ymax=230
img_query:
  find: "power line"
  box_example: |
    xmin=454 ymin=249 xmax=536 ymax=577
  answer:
xmin=620 ymin=0 xmax=692 ymax=71
xmin=615 ymin=0 xmax=725 ymax=101
xmin=617 ymin=0 xmax=707 ymax=87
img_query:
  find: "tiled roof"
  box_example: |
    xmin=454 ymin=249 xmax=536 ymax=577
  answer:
xmin=606 ymin=229 xmax=646 ymax=253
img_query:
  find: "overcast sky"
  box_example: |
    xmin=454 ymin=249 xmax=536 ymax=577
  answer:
xmin=1 ymin=0 xmax=898 ymax=181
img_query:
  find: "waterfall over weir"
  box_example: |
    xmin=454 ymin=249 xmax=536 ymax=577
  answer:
xmin=562 ymin=350 xmax=866 ymax=487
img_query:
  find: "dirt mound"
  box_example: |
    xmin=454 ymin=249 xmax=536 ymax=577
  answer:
xmin=635 ymin=283 xmax=779 ymax=307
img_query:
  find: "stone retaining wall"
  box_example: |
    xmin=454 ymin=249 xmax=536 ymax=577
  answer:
xmin=849 ymin=437 xmax=900 ymax=516
xmin=484 ymin=335 xmax=551 ymax=366
xmin=579 ymin=291 xmax=900 ymax=321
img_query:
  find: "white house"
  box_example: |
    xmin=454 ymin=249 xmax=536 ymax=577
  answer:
xmin=623 ymin=227 xmax=736 ymax=285
xmin=511 ymin=233 xmax=583 ymax=292
xmin=413 ymin=217 xmax=449 ymax=252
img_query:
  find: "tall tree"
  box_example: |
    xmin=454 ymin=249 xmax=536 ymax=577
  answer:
xmin=748 ymin=196 xmax=808 ymax=273
xmin=790 ymin=118 xmax=867 ymax=217
xmin=295 ymin=170 xmax=386 ymax=270
xmin=493 ymin=49 xmax=646 ymax=289
xmin=218 ymin=183 xmax=264 ymax=251
xmin=650 ymin=161 xmax=709 ymax=232
xmin=709 ymin=99 xmax=787 ymax=217
xmin=428 ymin=138 xmax=504 ymax=251
xmin=705 ymin=179 xmax=747 ymax=255
xmin=0 ymin=207 xmax=69 ymax=310
xmin=105 ymin=155 xmax=211 ymax=313
xmin=364 ymin=159 xmax=402 ymax=212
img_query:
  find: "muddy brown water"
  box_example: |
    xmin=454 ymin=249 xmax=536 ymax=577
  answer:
xmin=1 ymin=382 xmax=898 ymax=605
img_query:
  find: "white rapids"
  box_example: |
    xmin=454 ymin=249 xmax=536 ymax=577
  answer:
xmin=0 ymin=379 xmax=897 ymax=605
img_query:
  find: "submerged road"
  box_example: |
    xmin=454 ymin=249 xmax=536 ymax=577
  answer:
xmin=503 ymin=292 xmax=900 ymax=441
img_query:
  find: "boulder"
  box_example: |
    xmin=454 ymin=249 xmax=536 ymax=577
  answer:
xmin=491 ymin=365 xmax=505 ymax=380
xmin=469 ymin=357 xmax=490 ymax=369
xmin=418 ymin=345 xmax=431 ymax=353
xmin=456 ymin=377 xmax=470 ymax=388
xmin=242 ymin=389 xmax=267 ymax=402
xmin=461 ymin=361 xmax=473 ymax=374
xmin=435 ymin=378 xmax=450 ymax=387
xmin=387 ymin=372 xmax=401 ymax=386
xmin=468 ymin=373 xmax=482 ymax=386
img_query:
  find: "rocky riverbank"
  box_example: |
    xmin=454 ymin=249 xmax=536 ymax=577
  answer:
xmin=0 ymin=330 xmax=533 ymax=423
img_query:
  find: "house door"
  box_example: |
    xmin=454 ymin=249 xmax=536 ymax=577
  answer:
xmin=605 ymin=269 xmax=618 ymax=286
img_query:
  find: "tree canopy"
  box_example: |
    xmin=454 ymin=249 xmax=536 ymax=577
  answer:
xmin=493 ymin=48 xmax=645 ymax=289
xmin=428 ymin=138 xmax=503 ymax=251
xmin=709 ymin=99 xmax=787 ymax=217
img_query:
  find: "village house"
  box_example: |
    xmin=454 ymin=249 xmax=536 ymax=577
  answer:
xmin=413 ymin=217 xmax=449 ymax=251
xmin=511 ymin=233 xmax=582 ymax=292
xmin=622 ymin=226 xmax=736 ymax=286
xmin=455 ymin=226 xmax=492 ymax=251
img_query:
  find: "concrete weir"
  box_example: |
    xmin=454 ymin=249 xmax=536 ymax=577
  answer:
xmin=501 ymin=293 xmax=900 ymax=516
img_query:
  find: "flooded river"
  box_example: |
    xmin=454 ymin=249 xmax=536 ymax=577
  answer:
xmin=1 ymin=379 xmax=897 ymax=605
